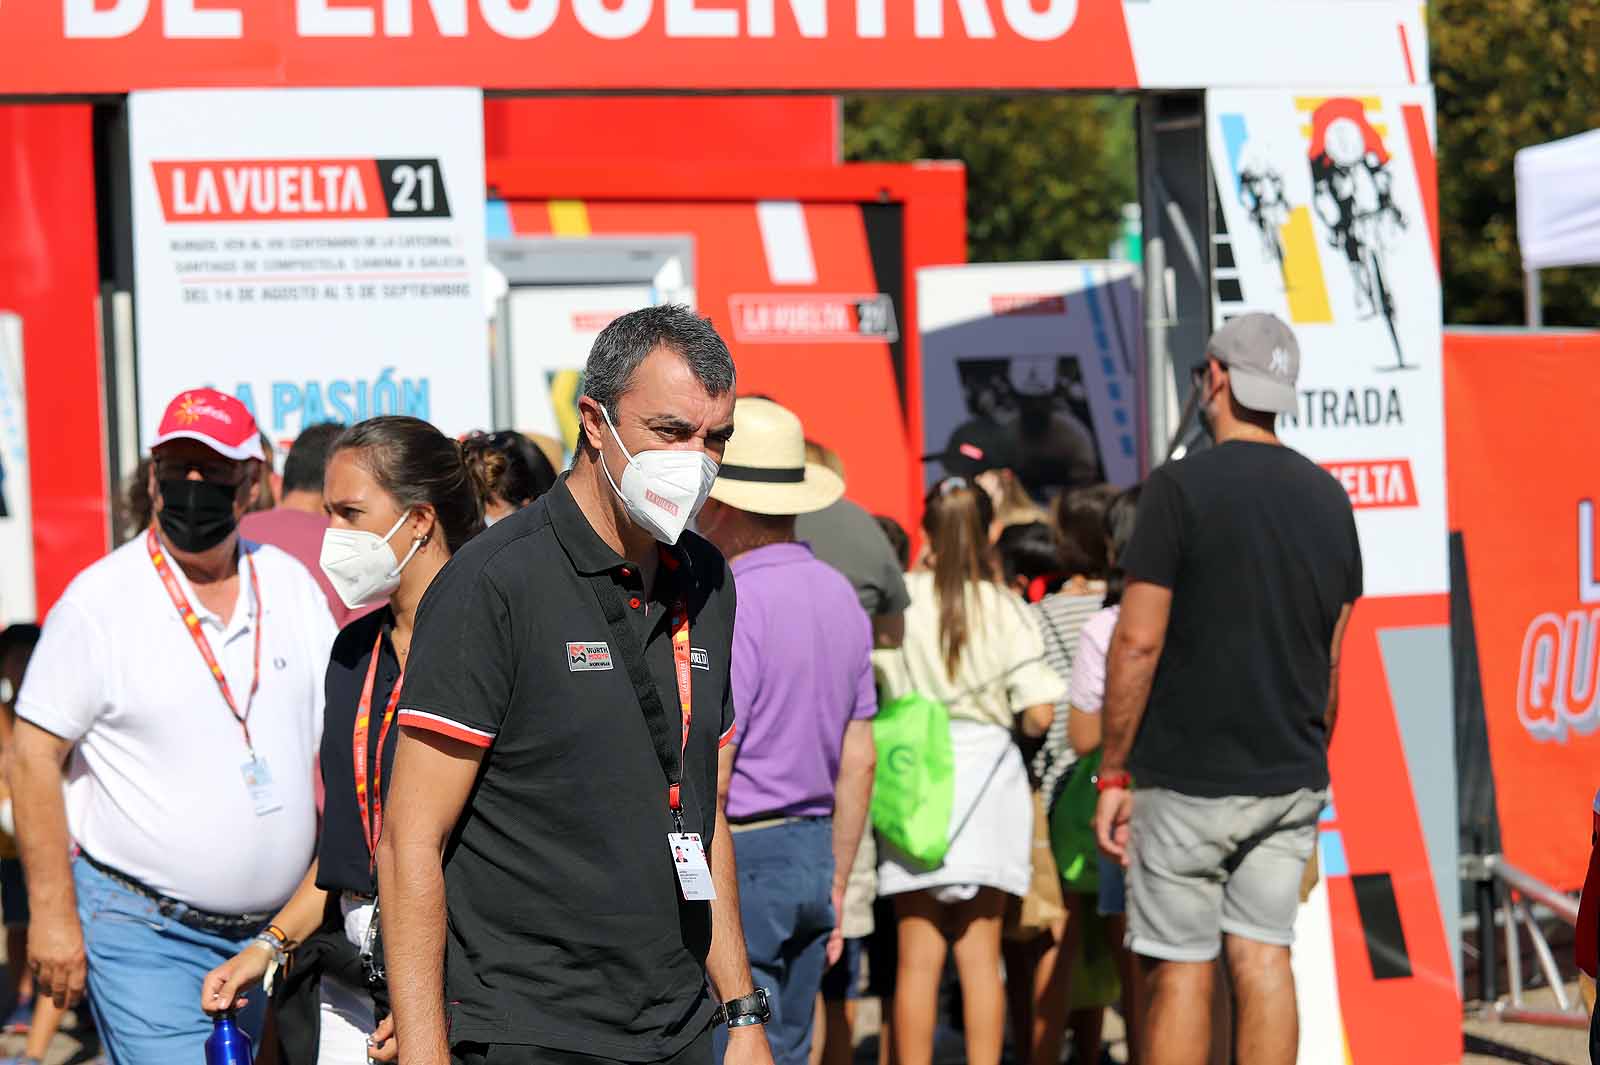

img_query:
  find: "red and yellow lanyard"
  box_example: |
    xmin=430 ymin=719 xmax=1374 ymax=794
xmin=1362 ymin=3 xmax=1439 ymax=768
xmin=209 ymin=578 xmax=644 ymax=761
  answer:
xmin=668 ymin=602 xmax=691 ymax=821
xmin=354 ymin=630 xmax=403 ymax=863
xmin=146 ymin=526 xmax=262 ymax=752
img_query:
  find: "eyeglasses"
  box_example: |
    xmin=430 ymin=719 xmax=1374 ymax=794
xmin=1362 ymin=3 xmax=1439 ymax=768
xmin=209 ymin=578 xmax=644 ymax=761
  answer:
xmin=153 ymin=458 xmax=248 ymax=486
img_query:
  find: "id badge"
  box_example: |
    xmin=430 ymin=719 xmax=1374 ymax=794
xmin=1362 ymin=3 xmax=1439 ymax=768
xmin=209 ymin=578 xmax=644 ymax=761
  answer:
xmin=667 ymin=833 xmax=716 ymax=901
xmin=241 ymin=756 xmax=283 ymax=816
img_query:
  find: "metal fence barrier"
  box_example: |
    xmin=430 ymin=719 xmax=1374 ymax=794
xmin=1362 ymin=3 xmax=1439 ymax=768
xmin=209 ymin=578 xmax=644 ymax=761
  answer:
xmin=1461 ymin=852 xmax=1588 ymax=1030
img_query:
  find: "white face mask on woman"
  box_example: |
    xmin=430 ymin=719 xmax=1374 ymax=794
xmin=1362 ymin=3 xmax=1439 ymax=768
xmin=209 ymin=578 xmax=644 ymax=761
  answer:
xmin=597 ymin=406 xmax=718 ymax=545
xmin=319 ymin=510 xmax=424 ymax=610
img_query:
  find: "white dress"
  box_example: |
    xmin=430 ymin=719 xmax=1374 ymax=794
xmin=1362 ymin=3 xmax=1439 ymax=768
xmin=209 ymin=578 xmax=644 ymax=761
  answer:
xmin=875 ymin=573 xmax=1068 ymax=899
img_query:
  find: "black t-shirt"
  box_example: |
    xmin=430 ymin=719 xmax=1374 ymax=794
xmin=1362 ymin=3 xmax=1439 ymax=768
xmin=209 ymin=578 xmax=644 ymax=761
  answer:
xmin=1120 ymin=440 xmax=1362 ymax=798
xmin=316 ymin=607 xmax=401 ymax=897
xmin=396 ymin=474 xmax=736 ymax=1060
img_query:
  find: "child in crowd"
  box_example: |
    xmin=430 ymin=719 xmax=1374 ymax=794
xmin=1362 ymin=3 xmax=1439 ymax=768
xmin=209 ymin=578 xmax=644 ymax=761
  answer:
xmin=1064 ymin=487 xmax=1145 ymax=1064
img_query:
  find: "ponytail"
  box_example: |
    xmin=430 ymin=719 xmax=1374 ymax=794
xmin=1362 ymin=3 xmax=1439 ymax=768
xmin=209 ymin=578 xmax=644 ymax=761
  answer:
xmin=921 ymin=477 xmax=995 ymax=679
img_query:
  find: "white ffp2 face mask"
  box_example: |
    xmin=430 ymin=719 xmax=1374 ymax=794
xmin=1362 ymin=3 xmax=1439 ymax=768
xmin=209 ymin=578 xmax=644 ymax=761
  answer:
xmin=598 ymin=406 xmax=718 ymax=545
xmin=319 ymin=511 xmax=423 ymax=610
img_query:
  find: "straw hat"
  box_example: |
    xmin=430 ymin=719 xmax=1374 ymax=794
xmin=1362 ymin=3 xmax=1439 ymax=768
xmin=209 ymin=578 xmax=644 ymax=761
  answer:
xmin=708 ymin=398 xmax=844 ymax=516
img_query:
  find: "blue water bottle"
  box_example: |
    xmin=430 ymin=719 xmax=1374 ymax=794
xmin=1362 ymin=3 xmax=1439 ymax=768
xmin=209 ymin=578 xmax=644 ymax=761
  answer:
xmin=204 ymin=1009 xmax=253 ymax=1065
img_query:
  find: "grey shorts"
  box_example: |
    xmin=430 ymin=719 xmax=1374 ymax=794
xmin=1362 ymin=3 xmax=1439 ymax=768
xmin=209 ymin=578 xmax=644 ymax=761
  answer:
xmin=1126 ymin=787 xmax=1325 ymax=962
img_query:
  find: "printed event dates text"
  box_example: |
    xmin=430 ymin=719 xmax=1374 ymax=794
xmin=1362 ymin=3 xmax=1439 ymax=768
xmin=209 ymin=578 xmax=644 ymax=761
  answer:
xmin=171 ymin=230 xmax=471 ymax=306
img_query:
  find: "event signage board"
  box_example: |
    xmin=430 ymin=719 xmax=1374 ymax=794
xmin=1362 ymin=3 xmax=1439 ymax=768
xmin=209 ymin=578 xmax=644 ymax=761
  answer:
xmin=0 ymin=3 xmax=1426 ymax=94
xmin=1207 ymin=86 xmax=1444 ymax=597
xmin=918 ymin=261 xmax=1142 ymax=497
xmin=129 ymin=88 xmax=490 ymax=449
xmin=1446 ymin=331 xmax=1600 ymax=892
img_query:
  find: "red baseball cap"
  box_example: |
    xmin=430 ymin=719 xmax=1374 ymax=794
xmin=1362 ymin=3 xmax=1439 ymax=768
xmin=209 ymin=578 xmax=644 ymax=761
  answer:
xmin=151 ymin=388 xmax=264 ymax=462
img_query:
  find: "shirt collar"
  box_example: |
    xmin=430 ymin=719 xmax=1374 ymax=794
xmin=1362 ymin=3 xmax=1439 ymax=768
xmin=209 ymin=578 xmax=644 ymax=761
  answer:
xmin=729 ymin=540 xmax=814 ymax=575
xmin=547 ymin=471 xmax=691 ymax=579
xmin=165 ymin=540 xmax=258 ymax=636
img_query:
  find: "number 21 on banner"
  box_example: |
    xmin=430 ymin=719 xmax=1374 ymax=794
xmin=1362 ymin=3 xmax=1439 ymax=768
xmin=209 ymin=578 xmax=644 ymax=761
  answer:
xmin=375 ymin=158 xmax=453 ymax=219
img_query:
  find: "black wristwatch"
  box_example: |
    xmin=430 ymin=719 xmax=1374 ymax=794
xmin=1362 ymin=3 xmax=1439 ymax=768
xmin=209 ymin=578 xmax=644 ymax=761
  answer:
xmin=715 ymin=988 xmax=772 ymax=1029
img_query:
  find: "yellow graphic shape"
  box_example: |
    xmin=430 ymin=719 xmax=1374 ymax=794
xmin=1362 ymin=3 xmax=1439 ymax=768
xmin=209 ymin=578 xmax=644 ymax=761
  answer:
xmin=548 ymin=200 xmax=591 ymax=237
xmin=1295 ymin=96 xmax=1383 ymax=112
xmin=1280 ymin=207 xmax=1334 ymax=324
xmin=547 ymin=369 xmax=584 ymax=456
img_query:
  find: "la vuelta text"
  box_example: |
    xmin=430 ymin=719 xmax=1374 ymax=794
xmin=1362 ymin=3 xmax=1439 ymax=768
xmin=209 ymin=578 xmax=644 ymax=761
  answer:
xmin=66 ymin=0 xmax=1082 ymax=42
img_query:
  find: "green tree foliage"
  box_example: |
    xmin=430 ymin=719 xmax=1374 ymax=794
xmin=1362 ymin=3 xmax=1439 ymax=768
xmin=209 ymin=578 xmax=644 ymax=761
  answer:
xmin=843 ymin=95 xmax=1138 ymax=265
xmin=1432 ymin=0 xmax=1599 ymax=325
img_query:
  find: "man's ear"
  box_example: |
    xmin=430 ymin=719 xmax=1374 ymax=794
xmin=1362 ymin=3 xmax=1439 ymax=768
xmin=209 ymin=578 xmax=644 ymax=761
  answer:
xmin=576 ymin=396 xmax=608 ymax=456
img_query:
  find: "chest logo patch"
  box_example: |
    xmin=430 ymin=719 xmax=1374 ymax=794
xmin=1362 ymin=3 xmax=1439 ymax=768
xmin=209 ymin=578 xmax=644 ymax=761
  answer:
xmin=690 ymin=647 xmax=710 ymax=671
xmin=567 ymin=642 xmax=614 ymax=672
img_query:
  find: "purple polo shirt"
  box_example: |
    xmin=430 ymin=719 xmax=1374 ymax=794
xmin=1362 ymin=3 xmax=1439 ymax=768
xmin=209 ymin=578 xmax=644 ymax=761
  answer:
xmin=726 ymin=541 xmax=877 ymax=820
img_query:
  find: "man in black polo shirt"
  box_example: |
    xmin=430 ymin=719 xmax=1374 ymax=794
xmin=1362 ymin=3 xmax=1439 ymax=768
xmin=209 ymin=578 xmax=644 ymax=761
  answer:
xmin=1092 ymin=314 xmax=1361 ymax=1065
xmin=377 ymin=306 xmax=775 ymax=1065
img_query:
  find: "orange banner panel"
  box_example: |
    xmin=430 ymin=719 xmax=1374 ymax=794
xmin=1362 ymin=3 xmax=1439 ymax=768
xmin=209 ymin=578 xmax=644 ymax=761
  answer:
xmin=1446 ymin=330 xmax=1600 ymax=890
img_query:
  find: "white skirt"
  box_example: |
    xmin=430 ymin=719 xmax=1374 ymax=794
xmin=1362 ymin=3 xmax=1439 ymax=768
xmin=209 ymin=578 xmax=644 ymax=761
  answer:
xmin=878 ymin=718 xmax=1033 ymax=899
xmin=317 ymin=894 xmax=379 ymax=1065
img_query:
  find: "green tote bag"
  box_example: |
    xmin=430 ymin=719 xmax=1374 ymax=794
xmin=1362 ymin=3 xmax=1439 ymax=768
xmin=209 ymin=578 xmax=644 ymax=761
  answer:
xmin=1049 ymin=748 xmax=1102 ymax=894
xmin=870 ymin=690 xmax=956 ymax=869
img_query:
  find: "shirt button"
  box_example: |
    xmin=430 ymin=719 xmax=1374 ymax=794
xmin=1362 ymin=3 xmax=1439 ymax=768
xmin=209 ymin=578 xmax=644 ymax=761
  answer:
xmin=629 ymin=597 xmax=642 ymax=609
xmin=620 ymin=567 xmax=632 ymax=578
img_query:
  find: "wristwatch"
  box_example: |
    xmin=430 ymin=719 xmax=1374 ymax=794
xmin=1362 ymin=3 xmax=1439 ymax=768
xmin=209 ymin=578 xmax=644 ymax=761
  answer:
xmin=715 ymin=988 xmax=772 ymax=1029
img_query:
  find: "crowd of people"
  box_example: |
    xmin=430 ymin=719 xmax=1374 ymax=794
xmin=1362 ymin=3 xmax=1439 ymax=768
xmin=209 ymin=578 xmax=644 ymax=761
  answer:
xmin=0 ymin=305 xmax=1359 ymax=1065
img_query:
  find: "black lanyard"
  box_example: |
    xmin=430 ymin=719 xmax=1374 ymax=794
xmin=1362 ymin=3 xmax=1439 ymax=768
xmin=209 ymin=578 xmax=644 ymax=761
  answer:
xmin=587 ymin=572 xmax=693 ymax=830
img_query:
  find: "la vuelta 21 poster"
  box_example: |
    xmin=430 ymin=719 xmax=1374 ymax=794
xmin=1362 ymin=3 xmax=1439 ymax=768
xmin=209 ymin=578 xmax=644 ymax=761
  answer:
xmin=1207 ymin=88 xmax=1459 ymax=1065
xmin=128 ymin=88 xmax=491 ymax=452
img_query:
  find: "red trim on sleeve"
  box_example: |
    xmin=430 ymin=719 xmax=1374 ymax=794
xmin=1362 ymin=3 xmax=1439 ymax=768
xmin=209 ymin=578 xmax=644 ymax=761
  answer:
xmin=397 ymin=709 xmax=496 ymax=749
xmin=719 ymin=723 xmax=737 ymax=748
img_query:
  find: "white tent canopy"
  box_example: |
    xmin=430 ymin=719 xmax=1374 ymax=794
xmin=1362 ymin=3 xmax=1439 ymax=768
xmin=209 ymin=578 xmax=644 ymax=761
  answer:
xmin=1515 ymin=128 xmax=1600 ymax=271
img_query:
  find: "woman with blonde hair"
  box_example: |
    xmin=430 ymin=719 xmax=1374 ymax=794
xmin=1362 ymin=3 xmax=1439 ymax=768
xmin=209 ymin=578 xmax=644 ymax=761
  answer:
xmin=877 ymin=477 xmax=1066 ymax=1065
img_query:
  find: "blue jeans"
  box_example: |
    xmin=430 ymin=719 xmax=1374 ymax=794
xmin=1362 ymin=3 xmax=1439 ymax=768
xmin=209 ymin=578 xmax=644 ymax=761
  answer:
xmin=74 ymin=856 xmax=267 ymax=1065
xmin=713 ymin=819 xmax=834 ymax=1065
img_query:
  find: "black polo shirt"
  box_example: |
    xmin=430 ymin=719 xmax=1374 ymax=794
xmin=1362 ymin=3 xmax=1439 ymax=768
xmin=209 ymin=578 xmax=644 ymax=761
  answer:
xmin=316 ymin=607 xmax=401 ymax=897
xmin=396 ymin=473 xmax=736 ymax=1060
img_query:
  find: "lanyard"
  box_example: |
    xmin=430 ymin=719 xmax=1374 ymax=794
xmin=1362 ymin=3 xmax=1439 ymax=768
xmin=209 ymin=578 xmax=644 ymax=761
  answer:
xmin=354 ymin=630 xmax=404 ymax=863
xmin=146 ymin=526 xmax=262 ymax=753
xmin=668 ymin=603 xmax=691 ymax=819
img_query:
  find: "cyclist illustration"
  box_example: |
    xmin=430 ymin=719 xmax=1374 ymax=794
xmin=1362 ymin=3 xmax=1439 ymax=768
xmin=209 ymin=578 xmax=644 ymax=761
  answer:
xmin=1307 ymin=98 xmax=1411 ymax=370
xmin=1237 ymin=147 xmax=1292 ymax=276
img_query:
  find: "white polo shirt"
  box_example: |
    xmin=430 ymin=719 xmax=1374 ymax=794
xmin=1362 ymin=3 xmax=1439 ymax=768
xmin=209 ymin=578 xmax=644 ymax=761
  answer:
xmin=18 ymin=536 xmax=336 ymax=915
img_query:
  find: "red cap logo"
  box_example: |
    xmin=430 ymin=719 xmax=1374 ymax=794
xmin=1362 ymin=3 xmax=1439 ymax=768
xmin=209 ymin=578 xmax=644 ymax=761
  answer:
xmin=152 ymin=388 xmax=264 ymax=462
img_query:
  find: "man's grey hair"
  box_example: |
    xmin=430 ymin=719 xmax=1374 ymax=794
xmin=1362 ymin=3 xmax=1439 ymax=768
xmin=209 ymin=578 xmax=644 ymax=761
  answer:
xmin=583 ymin=305 xmax=736 ymax=421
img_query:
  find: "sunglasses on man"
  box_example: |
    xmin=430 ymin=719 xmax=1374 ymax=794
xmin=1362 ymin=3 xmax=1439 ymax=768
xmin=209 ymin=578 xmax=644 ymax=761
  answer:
xmin=153 ymin=458 xmax=250 ymax=486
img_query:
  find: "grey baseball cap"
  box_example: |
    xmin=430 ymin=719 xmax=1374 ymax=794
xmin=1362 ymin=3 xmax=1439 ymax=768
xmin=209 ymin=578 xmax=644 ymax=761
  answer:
xmin=1207 ymin=312 xmax=1300 ymax=414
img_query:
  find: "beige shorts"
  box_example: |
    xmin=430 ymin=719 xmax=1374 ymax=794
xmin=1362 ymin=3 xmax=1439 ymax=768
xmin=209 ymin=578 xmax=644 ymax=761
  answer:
xmin=1126 ymin=786 xmax=1325 ymax=962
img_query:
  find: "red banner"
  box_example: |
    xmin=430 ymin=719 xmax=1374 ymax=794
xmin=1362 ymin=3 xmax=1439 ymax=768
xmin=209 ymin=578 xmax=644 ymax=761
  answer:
xmin=0 ymin=0 xmax=1138 ymax=93
xmin=1446 ymin=330 xmax=1600 ymax=890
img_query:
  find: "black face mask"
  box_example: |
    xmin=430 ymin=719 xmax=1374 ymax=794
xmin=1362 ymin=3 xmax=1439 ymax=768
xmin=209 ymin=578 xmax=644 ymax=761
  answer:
xmin=157 ymin=478 xmax=240 ymax=553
